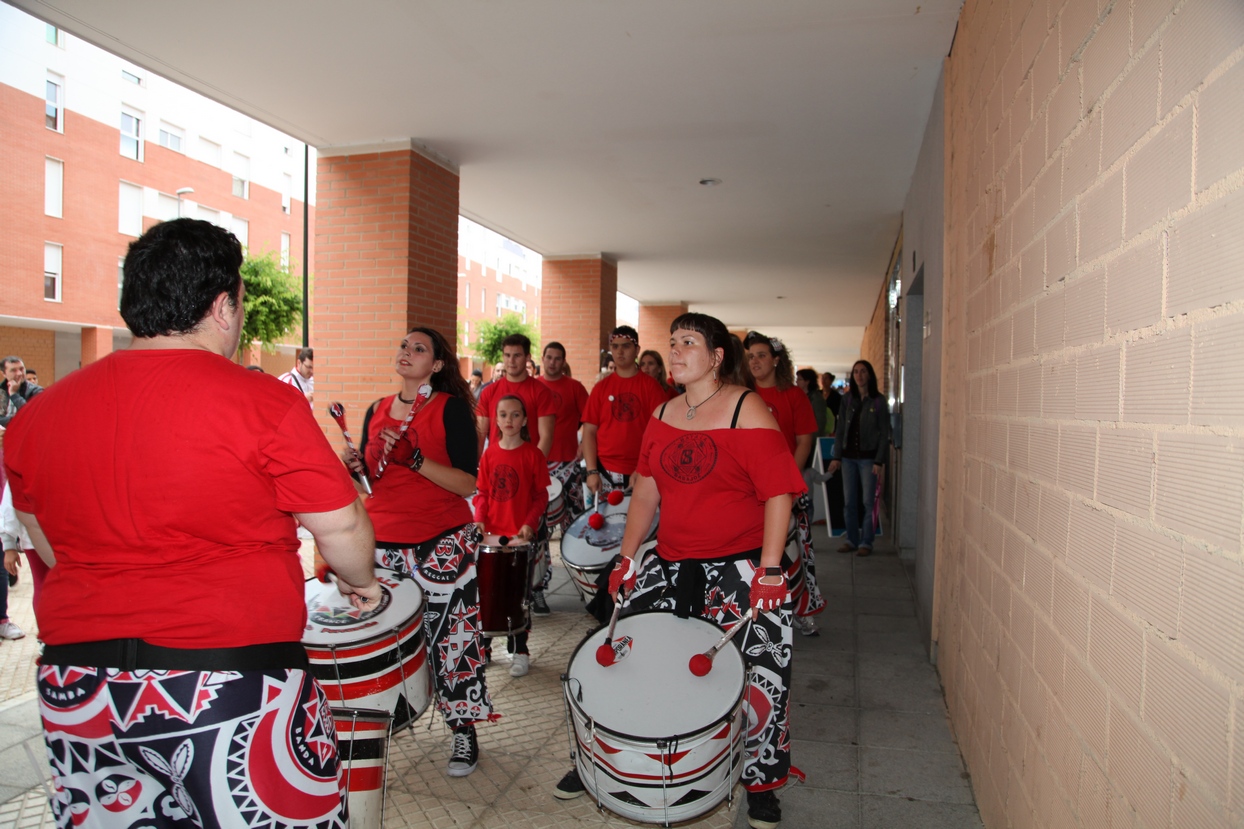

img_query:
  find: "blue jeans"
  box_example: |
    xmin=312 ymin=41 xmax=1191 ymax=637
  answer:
xmin=842 ymin=458 xmax=877 ymax=548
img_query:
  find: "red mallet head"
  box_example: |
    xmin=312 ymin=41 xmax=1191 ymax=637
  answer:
xmin=595 ymin=643 xmax=616 ymax=666
xmin=315 ymin=561 xmax=332 ymax=583
xmin=689 ymin=653 xmax=713 ymax=676
xmin=588 ymin=512 xmax=606 ymax=530
xmin=607 ymin=489 xmax=625 ymax=506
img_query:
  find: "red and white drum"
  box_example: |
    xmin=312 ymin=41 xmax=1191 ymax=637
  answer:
xmin=545 ymin=478 xmax=565 ymax=530
xmin=302 ymin=571 xmax=431 ymax=732
xmin=477 ymin=534 xmax=533 ymax=637
xmin=332 ymin=707 xmax=391 ymax=829
xmin=563 ymin=611 xmax=747 ymax=824
xmin=560 ymin=495 xmax=658 ymax=603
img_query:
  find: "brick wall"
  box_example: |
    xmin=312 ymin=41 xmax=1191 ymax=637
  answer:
xmin=638 ymin=303 xmax=687 ymax=356
xmin=541 ymin=257 xmax=617 ymax=390
xmin=937 ymin=1 xmax=1244 ymax=827
xmin=314 ymin=146 xmax=459 ymax=439
xmin=0 ymin=327 xmax=54 ymax=383
xmin=860 ymin=283 xmax=889 ymax=393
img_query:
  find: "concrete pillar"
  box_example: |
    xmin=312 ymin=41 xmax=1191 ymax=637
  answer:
xmin=80 ymin=326 xmax=112 ymax=367
xmin=541 ymin=256 xmax=617 ymax=389
xmin=314 ymin=141 xmax=459 ymax=435
xmin=637 ymin=303 xmax=687 ymax=356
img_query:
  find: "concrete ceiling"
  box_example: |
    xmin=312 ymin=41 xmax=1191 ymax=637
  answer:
xmin=11 ymin=0 xmax=960 ymax=373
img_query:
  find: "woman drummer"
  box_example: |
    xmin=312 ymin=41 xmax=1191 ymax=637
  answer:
xmin=343 ymin=326 xmax=494 ymax=778
xmin=553 ymin=312 xmax=804 ymax=829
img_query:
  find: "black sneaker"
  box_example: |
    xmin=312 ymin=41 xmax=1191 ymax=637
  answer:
xmin=746 ymin=790 xmax=781 ymax=829
xmin=531 ymin=591 xmax=551 ymax=615
xmin=446 ymin=725 xmax=478 ymax=777
xmin=553 ymin=767 xmax=585 ymax=800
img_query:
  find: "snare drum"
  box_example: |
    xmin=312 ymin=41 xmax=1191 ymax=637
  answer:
xmin=545 ymin=478 xmax=565 ymax=529
xmin=563 ymin=611 xmax=747 ymax=824
xmin=476 ymin=534 xmax=532 ymax=636
xmin=302 ymin=571 xmax=432 ymax=732
xmin=560 ymin=495 xmax=658 ymax=603
xmin=333 ymin=707 xmax=391 ymax=829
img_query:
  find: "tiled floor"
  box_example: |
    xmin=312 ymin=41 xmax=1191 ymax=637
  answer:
xmin=0 ymin=526 xmax=983 ymax=828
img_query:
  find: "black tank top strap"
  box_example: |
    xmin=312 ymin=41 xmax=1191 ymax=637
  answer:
xmin=658 ymin=401 xmax=669 ymax=420
xmin=730 ymin=390 xmax=752 ymax=428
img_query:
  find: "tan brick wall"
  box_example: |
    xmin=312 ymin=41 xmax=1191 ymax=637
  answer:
xmin=638 ymin=303 xmax=687 ymax=356
xmin=0 ymin=327 xmax=55 ymax=384
xmin=541 ymin=257 xmax=617 ymax=390
xmin=80 ymin=326 xmax=112 ymax=366
xmin=861 ymin=282 xmax=888 ymax=393
xmin=937 ymin=1 xmax=1244 ymax=827
xmin=313 ymin=147 xmax=459 ymax=440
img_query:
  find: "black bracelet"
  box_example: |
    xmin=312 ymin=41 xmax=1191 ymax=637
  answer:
xmin=759 ymin=566 xmax=784 ymax=577
xmin=586 ymin=469 xmax=600 ymax=476
xmin=408 ymin=448 xmax=424 ymax=472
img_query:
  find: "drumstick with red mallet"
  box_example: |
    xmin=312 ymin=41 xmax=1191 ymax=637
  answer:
xmin=329 ymin=402 xmax=373 ymax=496
xmin=689 ymin=609 xmax=755 ymax=676
xmin=595 ymin=588 xmax=627 ymax=666
xmin=375 ymin=383 xmax=432 ymax=479
xmin=587 ymin=489 xmax=626 ymax=530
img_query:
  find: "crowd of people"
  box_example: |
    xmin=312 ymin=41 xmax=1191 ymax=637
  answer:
xmin=0 ymin=219 xmax=892 ymax=829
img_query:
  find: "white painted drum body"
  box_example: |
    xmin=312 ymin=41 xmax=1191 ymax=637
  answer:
xmin=545 ymin=478 xmax=565 ymax=529
xmin=560 ymin=495 xmax=659 ymax=602
xmin=332 ymin=707 xmax=390 ymax=829
xmin=302 ymin=571 xmax=432 ymax=731
xmin=563 ymin=612 xmax=747 ymax=825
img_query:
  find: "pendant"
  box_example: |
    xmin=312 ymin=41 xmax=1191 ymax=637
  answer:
xmin=685 ymin=406 xmax=697 ymax=420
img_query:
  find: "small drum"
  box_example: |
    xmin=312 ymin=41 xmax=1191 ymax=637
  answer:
xmin=333 ymin=707 xmax=391 ymax=829
xmin=563 ymin=611 xmax=747 ymax=824
xmin=561 ymin=495 xmax=659 ymax=603
xmin=545 ymin=478 xmax=565 ymax=529
xmin=477 ymin=534 xmax=533 ymax=636
xmin=302 ymin=571 xmax=432 ymax=731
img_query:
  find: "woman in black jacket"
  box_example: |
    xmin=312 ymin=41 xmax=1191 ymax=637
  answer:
xmin=827 ymin=360 xmax=890 ymax=555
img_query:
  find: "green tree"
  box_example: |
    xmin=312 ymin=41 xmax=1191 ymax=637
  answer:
xmin=240 ymin=252 xmax=303 ymax=351
xmin=473 ymin=313 xmax=539 ymax=364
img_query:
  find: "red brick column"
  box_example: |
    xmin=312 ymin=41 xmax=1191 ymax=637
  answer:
xmin=541 ymin=257 xmax=617 ymax=391
xmin=637 ymin=303 xmax=687 ymax=356
xmin=80 ymin=326 xmax=112 ymax=367
xmin=314 ymin=144 xmax=459 ymax=439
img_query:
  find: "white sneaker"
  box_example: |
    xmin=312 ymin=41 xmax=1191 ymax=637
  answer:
xmin=509 ymin=654 xmax=530 ymax=677
xmin=792 ymin=615 xmax=819 ymax=637
xmin=0 ymin=620 xmax=25 ymax=640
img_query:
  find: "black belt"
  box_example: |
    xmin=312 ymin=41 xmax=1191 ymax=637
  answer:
xmin=40 ymin=639 xmax=309 ymax=672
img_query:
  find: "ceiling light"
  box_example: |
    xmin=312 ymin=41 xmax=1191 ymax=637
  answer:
xmin=699 ymin=178 xmax=721 ymax=187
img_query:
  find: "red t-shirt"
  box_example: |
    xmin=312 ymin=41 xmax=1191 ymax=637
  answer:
xmin=474 ymin=441 xmax=551 ymax=536
xmin=637 ymin=416 xmax=806 ymax=560
xmin=3 ymin=349 xmax=359 ymax=648
xmin=478 ymin=375 xmax=554 ymax=450
xmin=754 ymin=384 xmax=819 ymax=455
xmin=361 ymin=393 xmax=475 ymax=544
xmin=583 ymin=371 xmax=669 ymax=475
xmin=537 ymin=375 xmax=589 ymax=463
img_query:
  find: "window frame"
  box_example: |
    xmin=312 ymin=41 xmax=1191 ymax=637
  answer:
xmin=120 ymin=107 xmax=144 ymax=161
xmin=45 ymin=72 xmax=63 ymax=132
xmin=45 ymin=156 xmax=63 ymax=218
xmin=44 ymin=242 xmax=63 ymax=303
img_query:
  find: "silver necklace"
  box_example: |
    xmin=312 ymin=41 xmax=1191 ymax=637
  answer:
xmin=685 ymin=383 xmax=723 ymax=420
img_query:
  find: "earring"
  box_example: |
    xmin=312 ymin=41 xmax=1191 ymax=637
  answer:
xmin=712 ymin=367 xmax=718 ymax=381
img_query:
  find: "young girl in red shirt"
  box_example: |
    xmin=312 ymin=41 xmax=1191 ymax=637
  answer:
xmin=474 ymin=395 xmax=550 ymax=676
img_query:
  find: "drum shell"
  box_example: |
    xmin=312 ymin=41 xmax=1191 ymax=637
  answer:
xmin=545 ymin=479 xmax=566 ymax=528
xmin=333 ymin=707 xmax=390 ymax=829
xmin=476 ymin=539 xmax=532 ymax=636
xmin=560 ymin=495 xmax=658 ymax=603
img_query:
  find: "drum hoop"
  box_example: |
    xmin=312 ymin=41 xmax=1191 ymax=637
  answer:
xmin=302 ymin=578 xmax=425 ymax=647
xmin=478 ymin=540 xmax=535 ymax=554
xmin=562 ymin=609 xmax=746 ymax=745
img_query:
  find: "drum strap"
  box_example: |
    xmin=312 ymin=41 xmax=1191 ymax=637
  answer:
xmin=41 ymin=639 xmax=310 ymax=672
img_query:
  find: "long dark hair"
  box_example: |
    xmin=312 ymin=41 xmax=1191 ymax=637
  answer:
xmin=848 ymin=359 xmax=880 ymax=399
xmin=670 ymin=312 xmax=745 ymax=387
xmin=495 ymin=394 xmax=531 ymax=442
xmin=406 ymin=326 xmax=474 ymax=410
xmin=639 ymin=349 xmax=672 ymax=391
xmin=743 ymin=331 xmax=795 ymax=391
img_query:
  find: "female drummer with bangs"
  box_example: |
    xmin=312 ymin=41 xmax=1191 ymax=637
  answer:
xmin=553 ymin=312 xmax=804 ymax=829
xmin=342 ymin=326 xmax=494 ymax=778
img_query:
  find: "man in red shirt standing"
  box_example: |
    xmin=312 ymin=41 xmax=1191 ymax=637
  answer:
xmin=4 ymin=219 xmax=378 ymax=828
xmin=537 ymin=341 xmax=589 ymax=533
xmin=582 ymin=326 xmax=669 ymax=497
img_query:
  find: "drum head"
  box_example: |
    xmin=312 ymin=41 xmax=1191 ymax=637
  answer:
xmin=302 ymin=569 xmax=422 ymax=646
xmin=566 ymin=611 xmax=746 ymax=739
xmin=562 ymin=495 xmax=659 ymax=566
xmin=479 ymin=534 xmax=533 ymax=552
xmin=547 ymin=479 xmax=563 ymax=501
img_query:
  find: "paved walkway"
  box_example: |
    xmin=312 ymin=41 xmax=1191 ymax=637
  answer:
xmin=0 ymin=527 xmax=983 ymax=828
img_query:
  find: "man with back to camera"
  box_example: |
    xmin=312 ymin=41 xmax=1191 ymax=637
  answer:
xmin=0 ymin=357 xmax=42 ymax=427
xmin=4 ymin=218 xmax=378 ymax=828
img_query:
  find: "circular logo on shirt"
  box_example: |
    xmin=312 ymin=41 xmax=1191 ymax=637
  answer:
xmin=491 ymin=464 xmax=520 ymax=502
xmin=660 ymin=433 xmax=718 ymax=484
xmin=612 ymin=391 xmax=641 ymax=422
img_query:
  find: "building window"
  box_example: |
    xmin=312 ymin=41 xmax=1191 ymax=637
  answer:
xmin=45 ymin=157 xmax=63 ymax=217
xmin=198 ymin=137 xmax=221 ymax=167
xmin=45 ymin=73 xmax=63 ymax=131
xmin=44 ymin=243 xmax=62 ymax=302
xmin=230 ymin=152 xmax=250 ymax=199
xmin=480 ymin=288 xmax=486 ymax=310
xmin=280 ymin=233 xmax=291 ymax=268
xmin=156 ymin=192 xmax=179 ymax=221
xmin=464 ymin=282 xmax=470 ymax=309
xmin=231 ymin=217 xmax=249 ymax=249
xmin=464 ymin=321 xmax=470 ymax=340
xmin=281 ymin=173 xmax=292 ymax=213
xmin=118 ymin=258 xmax=124 ymax=308
xmin=45 ymin=24 xmax=63 ymax=46
xmin=121 ymin=69 xmax=143 ymax=86
xmin=197 ymin=206 xmax=221 ymax=226
xmin=118 ymin=182 xmax=143 ymax=236
xmin=158 ymin=122 xmax=183 ymax=153
xmin=120 ymin=109 xmax=143 ymax=160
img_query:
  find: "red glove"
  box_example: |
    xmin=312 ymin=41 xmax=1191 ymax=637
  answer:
xmin=608 ymin=556 xmax=639 ymax=597
xmin=749 ymin=568 xmax=788 ymax=613
xmin=387 ymin=432 xmax=418 ymax=467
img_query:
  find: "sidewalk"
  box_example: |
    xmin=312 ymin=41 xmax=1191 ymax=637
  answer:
xmin=0 ymin=527 xmax=983 ymax=828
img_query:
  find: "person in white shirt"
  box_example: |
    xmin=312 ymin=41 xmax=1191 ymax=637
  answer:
xmin=278 ymin=347 xmax=314 ymax=404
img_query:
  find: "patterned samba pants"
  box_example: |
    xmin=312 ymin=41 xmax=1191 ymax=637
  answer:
xmin=38 ymin=666 xmax=346 ymax=828
xmin=624 ymin=549 xmax=793 ymax=792
xmin=792 ymin=492 xmax=826 ymax=618
xmin=376 ymin=524 xmax=496 ymax=728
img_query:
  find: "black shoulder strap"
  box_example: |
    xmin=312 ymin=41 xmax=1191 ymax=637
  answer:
xmin=658 ymin=401 xmax=669 ymax=420
xmin=730 ymin=390 xmax=752 ymax=428
xmin=357 ymin=398 xmax=384 ymax=466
